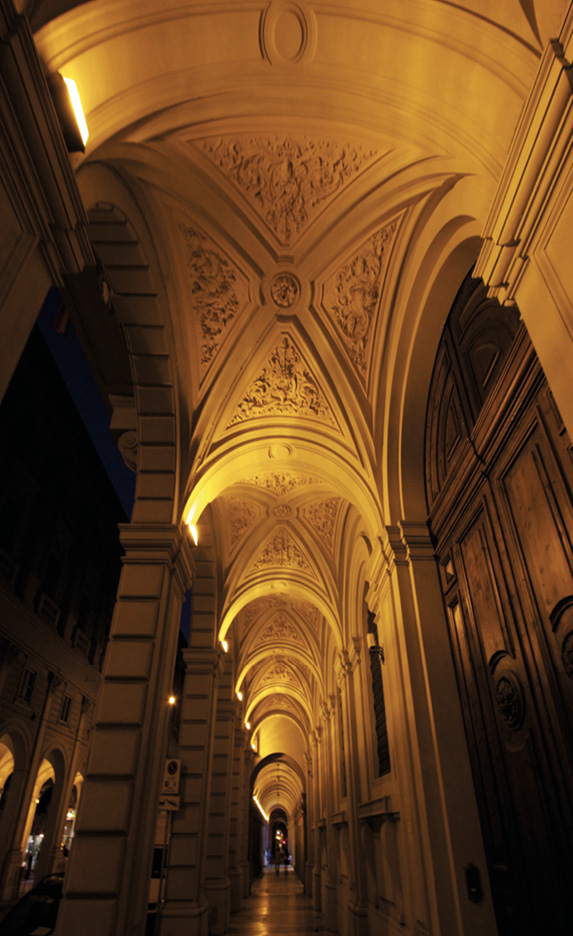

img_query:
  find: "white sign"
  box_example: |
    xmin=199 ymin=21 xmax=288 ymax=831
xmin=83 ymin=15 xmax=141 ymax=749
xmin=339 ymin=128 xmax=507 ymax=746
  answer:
xmin=162 ymin=758 xmax=181 ymax=794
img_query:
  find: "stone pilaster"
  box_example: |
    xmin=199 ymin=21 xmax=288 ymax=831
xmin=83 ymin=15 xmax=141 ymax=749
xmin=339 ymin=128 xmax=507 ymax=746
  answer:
xmin=204 ymin=669 xmax=235 ymax=935
xmin=55 ymin=524 xmax=192 ymax=936
xmin=338 ymin=649 xmax=369 ymax=936
xmin=228 ymin=716 xmax=246 ymax=912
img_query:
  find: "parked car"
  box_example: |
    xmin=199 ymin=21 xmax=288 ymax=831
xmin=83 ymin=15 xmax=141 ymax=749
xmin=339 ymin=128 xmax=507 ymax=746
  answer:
xmin=0 ymin=874 xmax=64 ymax=935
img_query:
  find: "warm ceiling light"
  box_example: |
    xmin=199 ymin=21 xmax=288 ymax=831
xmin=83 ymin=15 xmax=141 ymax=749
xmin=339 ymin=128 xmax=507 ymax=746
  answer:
xmin=245 ymin=720 xmax=251 ymax=730
xmin=253 ymin=794 xmax=269 ymax=822
xmin=187 ymin=523 xmax=198 ymax=545
xmin=221 ymin=639 xmax=228 ymax=653
xmin=251 ymin=741 xmax=256 ymax=751
xmin=236 ymin=690 xmax=243 ymax=701
xmin=168 ymin=695 xmax=176 ymax=705
xmin=62 ymin=76 xmax=89 ymax=146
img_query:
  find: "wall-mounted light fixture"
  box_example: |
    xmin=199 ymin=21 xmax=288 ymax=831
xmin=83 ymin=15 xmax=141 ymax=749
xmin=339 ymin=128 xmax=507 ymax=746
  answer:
xmin=221 ymin=639 xmax=228 ymax=653
xmin=236 ymin=690 xmax=243 ymax=701
xmin=47 ymin=73 xmax=88 ymax=153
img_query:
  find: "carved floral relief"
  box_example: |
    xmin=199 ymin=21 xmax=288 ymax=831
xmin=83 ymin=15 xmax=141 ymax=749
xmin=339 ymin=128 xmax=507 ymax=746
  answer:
xmin=242 ymin=471 xmax=320 ymax=496
xmin=220 ymin=496 xmax=261 ymax=548
xmin=301 ymin=497 xmax=341 ymax=556
xmin=198 ymin=137 xmax=377 ymax=244
xmin=229 ymin=335 xmax=336 ymax=427
xmin=250 ymin=526 xmax=312 ymax=574
xmin=180 ymin=224 xmax=249 ymax=375
xmin=323 ymin=220 xmax=398 ymax=379
xmin=259 ymin=612 xmax=301 ymax=643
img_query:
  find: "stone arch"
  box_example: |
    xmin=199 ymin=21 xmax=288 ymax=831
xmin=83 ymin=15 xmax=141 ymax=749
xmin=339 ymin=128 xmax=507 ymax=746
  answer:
xmin=75 ymin=162 xmax=181 ymax=525
xmin=382 ymin=222 xmax=483 ymax=522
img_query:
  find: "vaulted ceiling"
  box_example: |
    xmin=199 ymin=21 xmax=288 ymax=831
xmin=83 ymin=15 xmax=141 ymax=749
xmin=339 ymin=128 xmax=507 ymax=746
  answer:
xmin=29 ymin=0 xmax=567 ymax=820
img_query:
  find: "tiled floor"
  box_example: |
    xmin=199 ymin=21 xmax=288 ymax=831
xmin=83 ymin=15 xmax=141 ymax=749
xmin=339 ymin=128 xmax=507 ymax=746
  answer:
xmin=229 ymin=867 xmax=323 ymax=936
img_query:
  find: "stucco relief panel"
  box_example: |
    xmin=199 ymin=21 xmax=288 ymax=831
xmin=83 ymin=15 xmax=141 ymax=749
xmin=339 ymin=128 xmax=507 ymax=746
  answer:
xmin=242 ymin=470 xmax=321 ymax=496
xmin=258 ymin=611 xmax=302 ymax=644
xmin=300 ymin=497 xmax=341 ymax=557
xmin=249 ymin=526 xmax=314 ymax=576
xmin=196 ymin=136 xmax=378 ymax=245
xmin=220 ymin=495 xmax=262 ymax=549
xmin=321 ymin=220 xmax=399 ymax=382
xmin=179 ymin=223 xmax=250 ymax=378
xmin=228 ymin=335 xmax=337 ymax=427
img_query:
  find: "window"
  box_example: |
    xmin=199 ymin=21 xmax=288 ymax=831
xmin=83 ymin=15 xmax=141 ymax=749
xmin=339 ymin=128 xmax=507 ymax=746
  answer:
xmin=367 ymin=611 xmax=391 ymax=777
xmin=60 ymin=694 xmax=72 ymax=723
xmin=20 ymin=668 xmax=36 ymax=704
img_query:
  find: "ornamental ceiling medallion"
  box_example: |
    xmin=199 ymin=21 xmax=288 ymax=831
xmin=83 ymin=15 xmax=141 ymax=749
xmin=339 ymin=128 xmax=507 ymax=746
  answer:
xmin=249 ymin=525 xmax=315 ymax=577
xmin=228 ymin=335 xmax=337 ymax=428
xmin=179 ymin=223 xmax=249 ymax=379
xmin=322 ymin=219 xmax=399 ymax=384
xmin=196 ymin=136 xmax=378 ymax=246
xmin=300 ymin=497 xmax=341 ymax=557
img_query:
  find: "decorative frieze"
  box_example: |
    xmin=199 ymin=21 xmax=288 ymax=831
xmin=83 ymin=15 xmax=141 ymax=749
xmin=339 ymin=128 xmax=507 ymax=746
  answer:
xmin=198 ymin=136 xmax=377 ymax=244
xmin=261 ymin=658 xmax=298 ymax=685
xmin=242 ymin=470 xmax=320 ymax=496
xmin=323 ymin=220 xmax=398 ymax=379
xmin=180 ymin=224 xmax=248 ymax=374
xmin=229 ymin=336 xmax=336 ymax=427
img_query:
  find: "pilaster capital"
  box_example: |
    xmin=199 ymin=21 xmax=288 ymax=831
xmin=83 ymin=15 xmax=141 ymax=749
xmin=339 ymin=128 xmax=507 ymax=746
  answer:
xmin=119 ymin=523 xmax=195 ymax=591
xmin=183 ymin=645 xmax=224 ymax=679
xmin=475 ymin=20 xmax=573 ymax=305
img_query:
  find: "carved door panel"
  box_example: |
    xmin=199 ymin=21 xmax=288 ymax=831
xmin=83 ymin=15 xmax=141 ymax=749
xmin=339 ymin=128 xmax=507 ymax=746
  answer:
xmin=426 ymin=275 xmax=573 ymax=936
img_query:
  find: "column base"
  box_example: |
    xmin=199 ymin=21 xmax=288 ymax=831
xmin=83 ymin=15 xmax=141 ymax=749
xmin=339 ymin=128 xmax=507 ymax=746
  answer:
xmin=159 ymin=898 xmax=209 ymax=936
xmin=347 ymin=897 xmax=369 ymax=936
xmin=240 ymin=861 xmax=250 ymax=898
xmin=204 ymin=878 xmax=230 ymax=935
xmin=312 ymin=868 xmax=322 ymax=912
xmin=0 ymin=849 xmax=23 ymax=902
xmin=228 ymin=867 xmax=242 ymax=914
xmin=324 ymin=880 xmax=338 ymax=932
xmin=305 ymin=860 xmax=314 ymax=898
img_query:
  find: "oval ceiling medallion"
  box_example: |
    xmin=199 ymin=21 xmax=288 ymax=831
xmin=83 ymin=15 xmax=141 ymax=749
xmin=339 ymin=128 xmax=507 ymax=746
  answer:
xmin=260 ymin=1 xmax=318 ymax=66
xmin=271 ymin=272 xmax=301 ymax=309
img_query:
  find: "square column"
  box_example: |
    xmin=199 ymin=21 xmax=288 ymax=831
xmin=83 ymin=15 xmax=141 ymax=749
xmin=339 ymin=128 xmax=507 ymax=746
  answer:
xmin=160 ymin=646 xmax=224 ymax=936
xmin=55 ymin=524 xmax=192 ymax=936
xmin=228 ymin=718 xmax=246 ymax=912
xmin=204 ymin=671 xmax=235 ymax=935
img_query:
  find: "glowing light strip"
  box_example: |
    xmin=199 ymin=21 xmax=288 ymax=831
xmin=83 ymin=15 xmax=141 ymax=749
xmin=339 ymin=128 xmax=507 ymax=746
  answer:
xmin=62 ymin=77 xmax=89 ymax=146
xmin=253 ymin=794 xmax=269 ymax=822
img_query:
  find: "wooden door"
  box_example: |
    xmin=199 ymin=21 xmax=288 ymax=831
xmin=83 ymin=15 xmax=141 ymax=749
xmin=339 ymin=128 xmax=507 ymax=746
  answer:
xmin=425 ymin=274 xmax=573 ymax=935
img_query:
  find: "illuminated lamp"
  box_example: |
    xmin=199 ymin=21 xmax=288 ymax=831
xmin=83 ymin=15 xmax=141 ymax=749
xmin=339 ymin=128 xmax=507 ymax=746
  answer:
xmin=47 ymin=73 xmax=88 ymax=153
xmin=221 ymin=639 xmax=228 ymax=653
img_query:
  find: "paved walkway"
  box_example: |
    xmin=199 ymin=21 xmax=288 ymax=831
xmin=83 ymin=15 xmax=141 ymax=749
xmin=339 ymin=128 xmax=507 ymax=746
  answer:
xmin=229 ymin=867 xmax=322 ymax=936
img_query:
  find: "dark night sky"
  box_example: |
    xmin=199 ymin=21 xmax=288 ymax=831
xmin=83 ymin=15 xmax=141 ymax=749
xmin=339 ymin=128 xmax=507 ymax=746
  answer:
xmin=35 ymin=289 xmax=191 ymax=642
xmin=37 ymin=288 xmax=136 ymax=518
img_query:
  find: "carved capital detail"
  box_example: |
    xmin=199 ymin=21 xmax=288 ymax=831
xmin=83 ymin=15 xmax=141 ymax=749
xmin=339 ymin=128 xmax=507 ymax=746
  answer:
xmin=117 ymin=430 xmax=138 ymax=473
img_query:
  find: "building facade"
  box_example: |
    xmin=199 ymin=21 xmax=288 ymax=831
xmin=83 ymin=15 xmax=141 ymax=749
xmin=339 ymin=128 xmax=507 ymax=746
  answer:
xmin=0 ymin=1 xmax=572 ymax=935
xmin=0 ymin=326 xmax=124 ymax=903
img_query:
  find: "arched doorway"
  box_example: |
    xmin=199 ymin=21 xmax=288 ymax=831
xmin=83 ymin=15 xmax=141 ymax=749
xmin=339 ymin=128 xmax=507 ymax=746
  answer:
xmin=425 ymin=273 xmax=573 ymax=935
